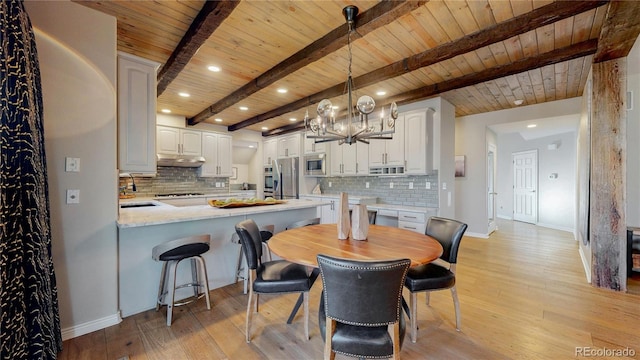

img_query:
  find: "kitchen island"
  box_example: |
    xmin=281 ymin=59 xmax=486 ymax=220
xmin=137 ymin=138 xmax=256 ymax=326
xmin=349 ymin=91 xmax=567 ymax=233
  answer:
xmin=117 ymin=198 xmax=328 ymax=317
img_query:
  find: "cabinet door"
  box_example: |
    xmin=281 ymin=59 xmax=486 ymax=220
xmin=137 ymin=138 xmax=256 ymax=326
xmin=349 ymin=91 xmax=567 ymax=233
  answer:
xmin=118 ymin=53 xmax=158 ymax=173
xmin=180 ymin=129 xmax=202 ymax=156
xmin=356 ymin=142 xmax=369 ymax=175
xmin=216 ymin=134 xmax=233 ymax=176
xmin=369 ymin=140 xmax=385 ymax=167
xmin=320 ymin=198 xmax=337 ymax=224
xmin=385 ymin=118 xmax=404 ymax=166
xmin=404 ymin=110 xmax=428 ymax=174
xmin=199 ymin=132 xmax=218 ymax=177
xmin=330 ymin=141 xmax=343 ymax=175
xmin=342 ymin=145 xmax=358 ymax=175
xmin=264 ymin=138 xmax=277 ymax=165
xmin=304 ymin=134 xmax=326 ymax=154
xmin=286 ymin=133 xmax=300 ymax=157
xmin=157 ymin=126 xmax=180 ymax=155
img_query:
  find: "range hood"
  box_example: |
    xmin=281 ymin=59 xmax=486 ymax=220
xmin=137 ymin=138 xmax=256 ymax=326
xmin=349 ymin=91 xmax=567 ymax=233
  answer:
xmin=156 ymin=154 xmax=206 ymax=167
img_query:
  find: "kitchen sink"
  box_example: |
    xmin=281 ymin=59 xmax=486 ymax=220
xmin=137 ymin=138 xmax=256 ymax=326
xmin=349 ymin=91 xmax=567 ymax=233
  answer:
xmin=120 ymin=202 xmax=158 ymax=208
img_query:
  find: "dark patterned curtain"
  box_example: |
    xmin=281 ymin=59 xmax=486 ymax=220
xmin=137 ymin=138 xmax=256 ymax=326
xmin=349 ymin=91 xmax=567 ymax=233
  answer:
xmin=0 ymin=1 xmax=62 ymax=359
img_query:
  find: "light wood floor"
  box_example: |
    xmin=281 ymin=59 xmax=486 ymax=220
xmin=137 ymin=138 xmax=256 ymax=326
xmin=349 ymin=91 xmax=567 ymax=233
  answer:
xmin=59 ymin=219 xmax=640 ymax=359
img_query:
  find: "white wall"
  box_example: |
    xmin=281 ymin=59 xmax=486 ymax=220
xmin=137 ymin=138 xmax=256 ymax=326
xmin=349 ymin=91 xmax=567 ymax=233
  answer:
xmin=496 ymin=131 xmax=577 ymax=232
xmin=24 ymin=1 xmax=119 ymax=339
xmin=455 ymin=98 xmax=582 ymax=236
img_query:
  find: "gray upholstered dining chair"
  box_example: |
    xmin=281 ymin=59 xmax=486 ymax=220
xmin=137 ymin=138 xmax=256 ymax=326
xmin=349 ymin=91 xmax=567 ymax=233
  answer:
xmin=235 ymin=219 xmax=320 ymax=343
xmin=403 ymin=216 xmax=467 ymax=343
xmin=317 ymin=254 xmax=410 ymax=360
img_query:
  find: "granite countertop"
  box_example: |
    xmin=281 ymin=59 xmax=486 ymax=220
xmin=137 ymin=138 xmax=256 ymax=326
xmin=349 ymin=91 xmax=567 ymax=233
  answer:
xmin=118 ymin=198 xmax=328 ymax=228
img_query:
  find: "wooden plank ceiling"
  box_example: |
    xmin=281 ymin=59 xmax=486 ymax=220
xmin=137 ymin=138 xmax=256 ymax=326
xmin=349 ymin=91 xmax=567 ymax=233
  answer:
xmin=74 ymin=0 xmax=640 ymax=137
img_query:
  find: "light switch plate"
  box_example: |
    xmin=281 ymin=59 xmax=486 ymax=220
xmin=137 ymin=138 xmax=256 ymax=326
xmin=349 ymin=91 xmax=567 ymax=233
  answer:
xmin=409 ymin=182 xmax=413 ymax=189
xmin=425 ymin=182 xmax=431 ymax=189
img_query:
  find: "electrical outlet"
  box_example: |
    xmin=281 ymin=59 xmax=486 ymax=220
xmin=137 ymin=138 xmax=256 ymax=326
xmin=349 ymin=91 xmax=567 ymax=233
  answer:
xmin=329 ymin=182 xmax=332 ymax=187
xmin=365 ymin=182 xmax=369 ymax=189
xmin=409 ymin=182 xmax=413 ymax=189
xmin=425 ymin=182 xmax=431 ymax=189
xmin=65 ymin=157 xmax=80 ymax=172
xmin=215 ymin=182 xmax=220 ymax=187
xmin=66 ymin=189 xmax=80 ymax=204
xmin=389 ymin=182 xmax=394 ymax=189
xmin=442 ymin=182 xmax=447 ymax=190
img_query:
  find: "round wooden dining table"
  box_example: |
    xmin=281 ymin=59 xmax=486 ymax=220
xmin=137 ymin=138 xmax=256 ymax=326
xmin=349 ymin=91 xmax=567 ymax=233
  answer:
xmin=268 ymin=223 xmax=443 ymax=267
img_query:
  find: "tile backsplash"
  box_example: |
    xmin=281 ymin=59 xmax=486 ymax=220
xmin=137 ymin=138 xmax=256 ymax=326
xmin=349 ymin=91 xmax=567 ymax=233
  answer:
xmin=119 ymin=167 xmax=229 ymax=197
xmin=316 ymin=172 xmax=439 ymax=207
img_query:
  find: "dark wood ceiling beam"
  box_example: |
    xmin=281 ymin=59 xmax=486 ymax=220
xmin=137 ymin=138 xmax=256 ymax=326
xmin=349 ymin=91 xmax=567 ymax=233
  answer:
xmin=232 ymin=0 xmax=608 ymax=132
xmin=157 ymin=1 xmax=239 ymax=96
xmin=262 ymin=39 xmax=598 ymax=137
xmin=593 ymin=1 xmax=640 ymax=63
xmin=189 ymin=0 xmax=426 ymax=126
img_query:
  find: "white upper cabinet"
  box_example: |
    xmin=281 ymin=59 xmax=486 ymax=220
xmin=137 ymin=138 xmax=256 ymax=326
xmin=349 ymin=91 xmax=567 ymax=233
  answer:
xmin=117 ymin=52 xmax=159 ymax=173
xmin=263 ymin=138 xmax=277 ymax=165
xmin=199 ymin=131 xmax=232 ymax=177
xmin=404 ymin=109 xmax=432 ymax=174
xmin=304 ymin=133 xmax=327 ymax=154
xmin=331 ymin=141 xmax=368 ymax=176
xmin=157 ymin=126 xmax=202 ymax=156
xmin=368 ymin=118 xmax=404 ymax=171
xmin=277 ymin=133 xmax=300 ymax=158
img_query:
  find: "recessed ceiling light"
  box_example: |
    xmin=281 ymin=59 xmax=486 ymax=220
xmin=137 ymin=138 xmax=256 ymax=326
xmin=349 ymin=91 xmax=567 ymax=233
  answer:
xmin=248 ymin=145 xmax=255 ymax=148
xmin=178 ymin=92 xmax=190 ymax=97
xmin=261 ymin=126 xmax=268 ymax=130
xmin=239 ymin=106 xmax=248 ymax=111
xmin=277 ymin=88 xmax=288 ymax=94
xmin=376 ymin=91 xmax=386 ymax=96
xmin=214 ymin=118 xmax=223 ymax=122
xmin=289 ymin=117 xmax=297 ymax=122
xmin=527 ymin=124 xmax=537 ymax=128
xmin=207 ymin=65 xmax=220 ymax=72
xmin=514 ymin=99 xmax=524 ymax=105
xmin=161 ymin=109 xmax=171 ymax=113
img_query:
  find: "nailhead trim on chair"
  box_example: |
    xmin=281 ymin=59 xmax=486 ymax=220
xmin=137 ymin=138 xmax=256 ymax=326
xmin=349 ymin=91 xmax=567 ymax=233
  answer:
xmin=319 ymin=258 xmax=409 ymax=327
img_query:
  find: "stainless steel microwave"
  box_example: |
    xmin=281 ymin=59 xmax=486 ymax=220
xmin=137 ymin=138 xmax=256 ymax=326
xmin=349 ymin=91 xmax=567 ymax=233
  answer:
xmin=304 ymin=153 xmax=327 ymax=176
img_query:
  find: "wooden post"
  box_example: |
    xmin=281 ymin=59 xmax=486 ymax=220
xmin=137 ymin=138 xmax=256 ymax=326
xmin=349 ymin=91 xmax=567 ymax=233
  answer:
xmin=590 ymin=58 xmax=627 ymax=291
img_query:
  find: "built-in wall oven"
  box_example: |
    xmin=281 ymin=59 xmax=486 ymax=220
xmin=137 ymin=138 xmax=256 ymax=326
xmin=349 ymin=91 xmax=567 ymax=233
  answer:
xmin=264 ymin=165 xmax=275 ymax=198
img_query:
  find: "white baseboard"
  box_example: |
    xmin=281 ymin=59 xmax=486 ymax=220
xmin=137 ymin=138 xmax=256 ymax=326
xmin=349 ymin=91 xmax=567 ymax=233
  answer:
xmin=578 ymin=246 xmax=591 ymax=284
xmin=497 ymin=214 xmax=512 ymax=220
xmin=535 ymin=222 xmax=574 ymax=234
xmin=464 ymin=231 xmax=489 ymax=239
xmin=61 ymin=312 xmax=122 ymax=341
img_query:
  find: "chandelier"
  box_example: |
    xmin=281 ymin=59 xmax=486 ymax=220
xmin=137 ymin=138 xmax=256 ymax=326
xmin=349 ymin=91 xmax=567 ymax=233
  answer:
xmin=304 ymin=5 xmax=398 ymax=145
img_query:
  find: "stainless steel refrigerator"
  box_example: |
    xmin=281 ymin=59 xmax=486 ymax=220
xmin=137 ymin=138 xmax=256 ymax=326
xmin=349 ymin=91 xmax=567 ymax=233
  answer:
xmin=272 ymin=157 xmax=299 ymax=200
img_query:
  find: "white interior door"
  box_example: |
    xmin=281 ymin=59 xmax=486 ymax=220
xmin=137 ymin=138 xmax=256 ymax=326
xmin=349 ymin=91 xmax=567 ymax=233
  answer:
xmin=513 ymin=150 xmax=538 ymax=224
xmin=487 ymin=143 xmax=497 ymax=234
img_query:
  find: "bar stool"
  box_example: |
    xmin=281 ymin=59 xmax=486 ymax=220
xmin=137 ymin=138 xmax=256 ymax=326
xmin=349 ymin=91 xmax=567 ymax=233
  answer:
xmin=231 ymin=224 xmax=274 ymax=294
xmin=152 ymin=234 xmax=211 ymax=326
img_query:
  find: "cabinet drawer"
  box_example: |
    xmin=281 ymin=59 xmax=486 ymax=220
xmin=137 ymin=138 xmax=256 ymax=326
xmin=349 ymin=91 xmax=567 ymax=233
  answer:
xmin=398 ymin=211 xmax=426 ymax=223
xmin=376 ymin=209 xmax=398 ymax=218
xmin=398 ymin=221 xmax=426 ymax=234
